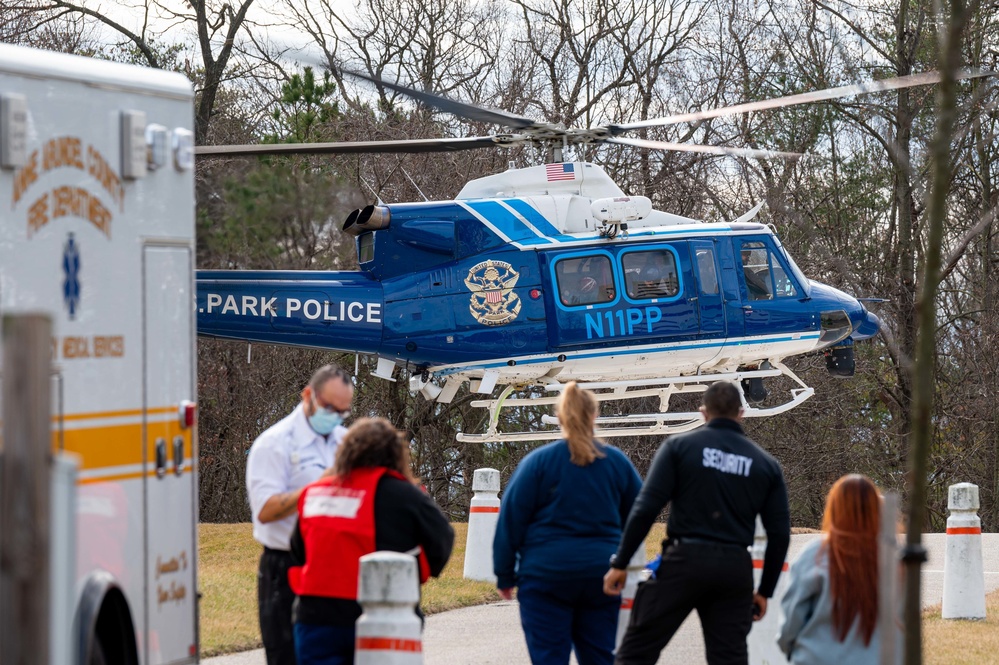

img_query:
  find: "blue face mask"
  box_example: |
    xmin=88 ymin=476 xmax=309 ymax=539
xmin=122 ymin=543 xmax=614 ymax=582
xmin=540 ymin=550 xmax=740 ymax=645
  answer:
xmin=308 ymin=398 xmax=344 ymax=436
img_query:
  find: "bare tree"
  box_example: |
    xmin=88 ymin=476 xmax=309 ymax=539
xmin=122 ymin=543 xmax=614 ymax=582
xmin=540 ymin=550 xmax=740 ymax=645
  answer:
xmin=904 ymin=2 xmax=979 ymax=660
xmin=1 ymin=2 xmax=102 ymax=52
xmin=271 ymin=0 xmax=500 ymax=112
xmin=15 ymin=0 xmax=256 ymax=142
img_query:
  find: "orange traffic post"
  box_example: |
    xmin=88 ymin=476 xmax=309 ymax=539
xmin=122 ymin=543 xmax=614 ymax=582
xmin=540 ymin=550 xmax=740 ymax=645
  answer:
xmin=942 ymin=483 xmax=986 ymax=619
xmin=463 ymin=468 xmax=501 ymax=582
xmin=614 ymin=540 xmax=647 ymax=650
xmin=747 ymin=517 xmax=790 ymax=665
xmin=356 ymin=551 xmax=423 ymax=665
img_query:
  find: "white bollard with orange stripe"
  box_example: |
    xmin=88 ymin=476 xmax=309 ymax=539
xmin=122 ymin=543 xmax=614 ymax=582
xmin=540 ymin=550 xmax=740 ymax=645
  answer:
xmin=747 ymin=517 xmax=790 ymax=665
xmin=356 ymin=551 xmax=423 ymax=665
xmin=615 ymin=540 xmax=647 ymax=649
xmin=942 ymin=482 xmax=986 ymax=619
xmin=463 ymin=468 xmax=500 ymax=582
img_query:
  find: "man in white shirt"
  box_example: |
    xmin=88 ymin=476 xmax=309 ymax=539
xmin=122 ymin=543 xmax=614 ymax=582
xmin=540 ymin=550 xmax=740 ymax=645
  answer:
xmin=246 ymin=365 xmax=354 ymax=665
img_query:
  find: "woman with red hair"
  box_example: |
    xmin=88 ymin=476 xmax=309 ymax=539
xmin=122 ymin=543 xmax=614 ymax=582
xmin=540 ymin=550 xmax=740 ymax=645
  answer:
xmin=777 ymin=474 xmax=895 ymax=664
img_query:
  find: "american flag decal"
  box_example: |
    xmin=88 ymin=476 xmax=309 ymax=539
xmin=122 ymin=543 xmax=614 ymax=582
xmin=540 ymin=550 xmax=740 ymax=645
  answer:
xmin=545 ymin=163 xmax=576 ymax=181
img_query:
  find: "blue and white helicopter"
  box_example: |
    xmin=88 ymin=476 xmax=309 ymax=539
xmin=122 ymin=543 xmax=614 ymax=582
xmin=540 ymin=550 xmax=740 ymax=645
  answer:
xmin=195 ymin=71 xmax=962 ymax=442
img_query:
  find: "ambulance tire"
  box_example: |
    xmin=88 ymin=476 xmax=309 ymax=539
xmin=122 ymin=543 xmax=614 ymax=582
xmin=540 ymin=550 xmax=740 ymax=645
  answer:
xmin=88 ymin=639 xmax=107 ymax=665
xmin=78 ymin=573 xmax=139 ymax=665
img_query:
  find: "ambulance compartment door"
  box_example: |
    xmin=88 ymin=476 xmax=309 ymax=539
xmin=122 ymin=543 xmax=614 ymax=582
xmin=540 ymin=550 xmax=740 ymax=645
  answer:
xmin=143 ymin=244 xmax=197 ymax=664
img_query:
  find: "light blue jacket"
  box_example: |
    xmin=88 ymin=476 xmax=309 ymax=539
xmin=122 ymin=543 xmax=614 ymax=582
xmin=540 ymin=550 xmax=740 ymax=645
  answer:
xmin=777 ymin=538 xmax=900 ymax=664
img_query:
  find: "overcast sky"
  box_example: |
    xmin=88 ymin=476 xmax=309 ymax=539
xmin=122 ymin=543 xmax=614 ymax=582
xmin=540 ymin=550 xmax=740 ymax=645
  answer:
xmin=97 ymin=0 xmax=329 ymax=68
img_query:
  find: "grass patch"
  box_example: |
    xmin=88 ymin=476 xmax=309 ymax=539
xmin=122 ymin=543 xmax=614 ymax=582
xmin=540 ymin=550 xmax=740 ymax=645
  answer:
xmin=643 ymin=523 xmax=667 ymax=558
xmin=923 ymin=588 xmax=999 ymax=665
xmin=421 ymin=523 xmax=499 ymax=614
xmin=199 ymin=524 xmax=263 ymax=657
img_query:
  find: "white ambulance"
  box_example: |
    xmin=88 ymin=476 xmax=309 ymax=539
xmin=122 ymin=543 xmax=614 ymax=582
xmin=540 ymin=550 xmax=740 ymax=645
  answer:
xmin=0 ymin=44 xmax=198 ymax=664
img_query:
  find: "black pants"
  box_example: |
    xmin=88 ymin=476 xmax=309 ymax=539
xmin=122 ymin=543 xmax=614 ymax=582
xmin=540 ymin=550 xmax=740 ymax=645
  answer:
xmin=615 ymin=541 xmax=754 ymax=665
xmin=258 ymin=547 xmax=297 ymax=665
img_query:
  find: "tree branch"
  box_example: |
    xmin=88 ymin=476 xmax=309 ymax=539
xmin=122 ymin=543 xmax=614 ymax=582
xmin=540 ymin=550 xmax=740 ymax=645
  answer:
xmin=939 ymin=203 xmax=999 ymax=283
xmin=44 ymin=0 xmax=160 ymax=67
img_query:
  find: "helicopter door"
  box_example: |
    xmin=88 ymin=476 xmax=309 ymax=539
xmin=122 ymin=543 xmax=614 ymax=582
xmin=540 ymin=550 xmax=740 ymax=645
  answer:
xmin=545 ymin=250 xmax=619 ymax=349
xmin=737 ymin=238 xmax=808 ymax=336
xmin=690 ymin=240 xmax=726 ymax=336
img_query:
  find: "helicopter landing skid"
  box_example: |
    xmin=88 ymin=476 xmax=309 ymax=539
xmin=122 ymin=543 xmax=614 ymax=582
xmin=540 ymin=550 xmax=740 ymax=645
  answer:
xmin=455 ymin=362 xmax=814 ymax=443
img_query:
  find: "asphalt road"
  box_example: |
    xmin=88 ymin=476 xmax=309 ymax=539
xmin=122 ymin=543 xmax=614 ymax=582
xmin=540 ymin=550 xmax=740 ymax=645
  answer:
xmin=205 ymin=533 xmax=999 ymax=665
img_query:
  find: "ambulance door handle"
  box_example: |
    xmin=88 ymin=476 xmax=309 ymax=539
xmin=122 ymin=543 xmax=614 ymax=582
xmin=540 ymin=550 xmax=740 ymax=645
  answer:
xmin=155 ymin=438 xmax=167 ymax=478
xmin=173 ymin=435 xmax=185 ymax=476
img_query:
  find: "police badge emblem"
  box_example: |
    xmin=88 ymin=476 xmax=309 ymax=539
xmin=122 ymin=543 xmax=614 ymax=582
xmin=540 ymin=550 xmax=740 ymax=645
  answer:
xmin=464 ymin=260 xmax=522 ymax=326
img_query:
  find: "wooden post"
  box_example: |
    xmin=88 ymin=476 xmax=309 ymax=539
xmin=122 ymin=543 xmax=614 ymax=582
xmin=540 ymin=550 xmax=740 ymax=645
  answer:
xmin=0 ymin=314 xmax=52 ymax=665
xmin=879 ymin=492 xmax=899 ymax=665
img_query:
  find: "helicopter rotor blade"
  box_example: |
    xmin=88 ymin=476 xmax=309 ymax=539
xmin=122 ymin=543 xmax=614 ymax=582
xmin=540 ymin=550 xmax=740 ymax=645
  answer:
xmin=614 ymin=69 xmax=995 ymax=132
xmin=344 ymin=69 xmax=544 ymax=131
xmin=195 ymin=135 xmax=505 ymax=157
xmin=607 ymin=136 xmax=802 ymax=160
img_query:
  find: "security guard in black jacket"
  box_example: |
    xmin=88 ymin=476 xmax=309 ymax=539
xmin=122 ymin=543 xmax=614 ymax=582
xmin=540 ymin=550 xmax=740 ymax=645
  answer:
xmin=604 ymin=381 xmax=790 ymax=665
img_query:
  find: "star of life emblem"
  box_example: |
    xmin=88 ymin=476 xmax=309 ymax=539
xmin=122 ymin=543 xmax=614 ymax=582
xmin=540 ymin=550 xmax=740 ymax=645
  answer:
xmin=63 ymin=233 xmax=81 ymax=320
xmin=464 ymin=260 xmax=522 ymax=326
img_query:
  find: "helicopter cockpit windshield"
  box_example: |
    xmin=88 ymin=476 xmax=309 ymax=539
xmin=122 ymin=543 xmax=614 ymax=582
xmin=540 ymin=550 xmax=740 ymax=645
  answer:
xmin=739 ymin=240 xmax=799 ymax=300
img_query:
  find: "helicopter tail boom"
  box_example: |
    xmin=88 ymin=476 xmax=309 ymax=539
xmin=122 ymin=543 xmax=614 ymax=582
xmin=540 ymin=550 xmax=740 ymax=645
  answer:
xmin=196 ymin=270 xmax=385 ymax=355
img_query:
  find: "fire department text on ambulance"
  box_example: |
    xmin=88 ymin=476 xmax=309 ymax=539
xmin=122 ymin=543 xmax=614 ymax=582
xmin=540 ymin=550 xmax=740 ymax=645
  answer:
xmin=203 ymin=293 xmax=382 ymax=323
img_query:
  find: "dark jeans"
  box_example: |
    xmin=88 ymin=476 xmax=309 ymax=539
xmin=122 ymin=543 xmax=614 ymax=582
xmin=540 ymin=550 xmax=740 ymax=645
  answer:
xmin=517 ymin=575 xmax=620 ymax=665
xmin=258 ymin=547 xmax=297 ymax=665
xmin=294 ymin=623 xmax=355 ymax=665
xmin=615 ymin=541 xmax=754 ymax=665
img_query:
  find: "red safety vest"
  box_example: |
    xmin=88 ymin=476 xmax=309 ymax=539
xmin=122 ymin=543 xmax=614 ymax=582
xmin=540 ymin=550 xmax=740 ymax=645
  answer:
xmin=288 ymin=467 xmax=430 ymax=599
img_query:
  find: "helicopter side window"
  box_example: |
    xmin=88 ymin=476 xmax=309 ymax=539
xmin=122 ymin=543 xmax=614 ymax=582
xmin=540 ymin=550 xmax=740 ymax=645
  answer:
xmin=695 ymin=248 xmax=719 ymax=295
xmin=740 ymin=240 xmax=798 ymax=300
xmin=358 ymin=232 xmax=375 ymax=263
xmin=556 ymin=255 xmax=616 ymax=306
xmin=740 ymin=242 xmax=772 ymax=300
xmin=623 ymin=250 xmax=679 ymax=300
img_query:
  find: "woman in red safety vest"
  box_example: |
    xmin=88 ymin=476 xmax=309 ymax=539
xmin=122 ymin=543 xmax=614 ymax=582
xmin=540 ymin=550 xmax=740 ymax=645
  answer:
xmin=289 ymin=417 xmax=454 ymax=665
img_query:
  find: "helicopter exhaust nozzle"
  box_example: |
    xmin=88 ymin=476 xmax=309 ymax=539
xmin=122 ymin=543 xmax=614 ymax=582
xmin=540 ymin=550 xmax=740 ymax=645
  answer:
xmin=347 ymin=204 xmax=391 ymax=236
xmin=343 ymin=205 xmax=391 ymax=237
xmin=342 ymin=208 xmax=362 ymax=234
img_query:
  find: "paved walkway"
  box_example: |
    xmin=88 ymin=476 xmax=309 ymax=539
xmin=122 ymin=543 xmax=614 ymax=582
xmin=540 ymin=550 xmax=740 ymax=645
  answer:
xmin=205 ymin=533 xmax=999 ymax=664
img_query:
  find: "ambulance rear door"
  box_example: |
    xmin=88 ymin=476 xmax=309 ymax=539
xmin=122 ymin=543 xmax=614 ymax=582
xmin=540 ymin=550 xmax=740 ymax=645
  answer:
xmin=143 ymin=242 xmax=197 ymax=664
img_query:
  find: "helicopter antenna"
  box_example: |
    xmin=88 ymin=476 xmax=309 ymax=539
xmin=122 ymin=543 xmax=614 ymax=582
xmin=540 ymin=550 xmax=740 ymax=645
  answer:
xmin=400 ymin=167 xmax=430 ymax=202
